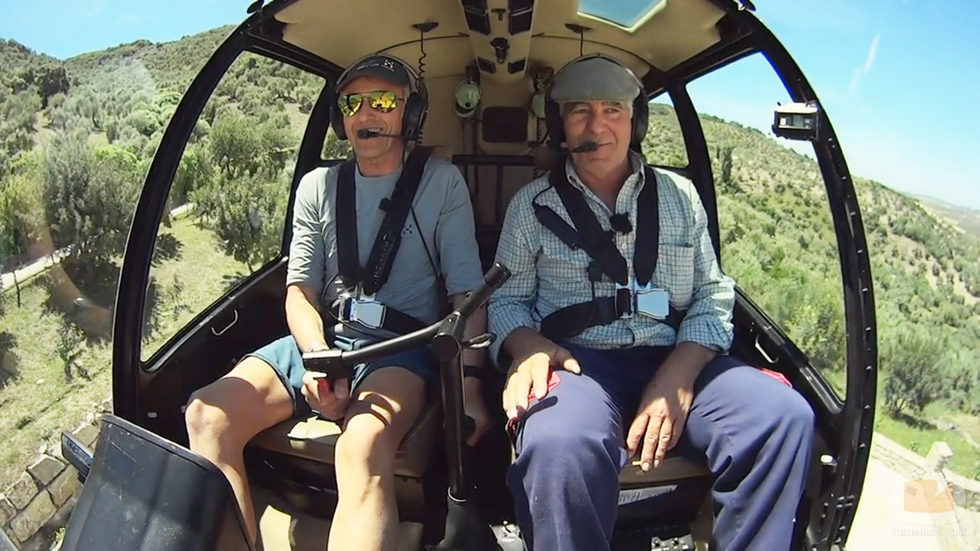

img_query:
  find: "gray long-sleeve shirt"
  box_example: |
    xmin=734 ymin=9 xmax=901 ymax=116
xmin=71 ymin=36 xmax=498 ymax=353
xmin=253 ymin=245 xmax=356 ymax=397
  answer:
xmin=287 ymin=156 xmax=484 ymax=338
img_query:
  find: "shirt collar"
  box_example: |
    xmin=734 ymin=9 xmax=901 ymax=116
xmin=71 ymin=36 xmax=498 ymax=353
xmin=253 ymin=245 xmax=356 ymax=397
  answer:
xmin=563 ymin=149 xmax=647 ymax=194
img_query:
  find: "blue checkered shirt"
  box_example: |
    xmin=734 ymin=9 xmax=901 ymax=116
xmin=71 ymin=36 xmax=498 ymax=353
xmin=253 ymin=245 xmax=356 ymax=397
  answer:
xmin=488 ymin=151 xmax=734 ymax=364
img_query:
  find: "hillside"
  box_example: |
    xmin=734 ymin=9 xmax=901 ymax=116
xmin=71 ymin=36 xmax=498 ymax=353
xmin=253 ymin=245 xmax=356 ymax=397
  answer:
xmin=64 ymin=27 xmax=233 ymax=91
xmin=645 ymin=104 xmax=980 ymax=475
xmin=1 ymin=27 xmax=979 ymax=484
xmin=914 ymin=194 xmax=980 ymax=238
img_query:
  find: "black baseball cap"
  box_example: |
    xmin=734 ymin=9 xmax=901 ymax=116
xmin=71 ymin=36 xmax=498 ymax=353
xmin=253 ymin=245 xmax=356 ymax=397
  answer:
xmin=337 ymin=55 xmax=412 ymax=91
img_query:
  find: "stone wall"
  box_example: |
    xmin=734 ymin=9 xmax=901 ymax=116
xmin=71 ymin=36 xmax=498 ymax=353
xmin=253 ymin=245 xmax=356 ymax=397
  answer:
xmin=0 ymin=401 xmax=107 ymax=551
xmin=871 ymin=432 xmax=980 ymax=511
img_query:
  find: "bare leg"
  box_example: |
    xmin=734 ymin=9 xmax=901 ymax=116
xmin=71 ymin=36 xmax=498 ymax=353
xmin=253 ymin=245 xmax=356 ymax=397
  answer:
xmin=327 ymin=367 xmax=426 ymax=551
xmin=184 ymin=357 xmax=294 ymax=543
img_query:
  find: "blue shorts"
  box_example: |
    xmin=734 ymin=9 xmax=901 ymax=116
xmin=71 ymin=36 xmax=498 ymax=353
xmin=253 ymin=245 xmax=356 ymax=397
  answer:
xmin=247 ymin=334 xmax=437 ymax=417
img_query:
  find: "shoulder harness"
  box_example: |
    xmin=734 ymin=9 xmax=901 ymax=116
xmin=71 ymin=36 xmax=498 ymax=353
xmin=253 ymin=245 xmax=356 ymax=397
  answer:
xmin=533 ymin=159 xmax=686 ymax=339
xmin=333 ymin=146 xmax=434 ymax=334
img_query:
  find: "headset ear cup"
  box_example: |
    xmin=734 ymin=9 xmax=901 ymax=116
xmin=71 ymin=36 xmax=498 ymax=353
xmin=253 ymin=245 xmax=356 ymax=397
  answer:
xmin=330 ymin=89 xmax=348 ymax=141
xmin=402 ymin=91 xmax=427 ymax=141
xmin=544 ymin=98 xmax=564 ymax=148
xmin=631 ymin=96 xmax=648 ymax=149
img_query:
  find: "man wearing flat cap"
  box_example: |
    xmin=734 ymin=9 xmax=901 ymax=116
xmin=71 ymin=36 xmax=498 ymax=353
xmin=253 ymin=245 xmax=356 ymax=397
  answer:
xmin=489 ymin=54 xmax=815 ymax=550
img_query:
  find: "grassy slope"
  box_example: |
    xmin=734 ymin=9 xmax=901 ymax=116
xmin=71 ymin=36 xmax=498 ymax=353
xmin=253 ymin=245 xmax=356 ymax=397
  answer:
xmin=142 ymin=217 xmax=250 ymax=360
xmin=0 ymin=280 xmax=111 ymax=486
xmin=0 ymin=217 xmax=244 ymax=487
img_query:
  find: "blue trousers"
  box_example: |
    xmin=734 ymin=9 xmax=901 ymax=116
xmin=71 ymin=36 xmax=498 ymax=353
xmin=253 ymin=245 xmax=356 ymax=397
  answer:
xmin=507 ymin=343 xmax=814 ymax=551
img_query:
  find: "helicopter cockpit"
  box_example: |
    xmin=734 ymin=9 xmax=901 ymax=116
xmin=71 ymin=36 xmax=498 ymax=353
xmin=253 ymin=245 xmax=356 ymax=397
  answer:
xmin=59 ymin=1 xmax=877 ymax=550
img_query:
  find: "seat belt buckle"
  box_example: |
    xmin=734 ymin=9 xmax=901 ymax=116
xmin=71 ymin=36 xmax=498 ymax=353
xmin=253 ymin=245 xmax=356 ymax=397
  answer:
xmin=615 ymin=282 xmax=633 ymax=319
xmin=336 ymin=294 xmax=353 ymax=322
xmin=349 ymin=297 xmax=386 ymax=329
xmin=634 ymin=283 xmax=670 ymax=319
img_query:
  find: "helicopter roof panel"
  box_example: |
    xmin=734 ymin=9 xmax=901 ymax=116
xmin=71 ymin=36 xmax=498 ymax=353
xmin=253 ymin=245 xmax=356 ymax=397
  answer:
xmin=273 ymin=0 xmax=727 ymax=82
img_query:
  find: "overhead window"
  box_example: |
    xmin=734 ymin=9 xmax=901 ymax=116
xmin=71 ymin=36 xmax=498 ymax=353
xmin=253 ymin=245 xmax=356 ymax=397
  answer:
xmin=578 ymin=0 xmax=665 ymax=29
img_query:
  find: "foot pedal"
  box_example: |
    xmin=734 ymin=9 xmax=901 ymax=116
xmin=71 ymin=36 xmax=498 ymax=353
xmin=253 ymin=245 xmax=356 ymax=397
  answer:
xmin=649 ymin=532 xmax=694 ymax=550
xmin=490 ymin=522 xmax=525 ymax=551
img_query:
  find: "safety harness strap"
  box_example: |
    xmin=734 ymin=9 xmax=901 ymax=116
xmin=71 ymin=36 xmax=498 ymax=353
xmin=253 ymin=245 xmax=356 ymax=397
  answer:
xmin=533 ymin=160 xmax=685 ymax=338
xmin=336 ymin=146 xmax=433 ymax=295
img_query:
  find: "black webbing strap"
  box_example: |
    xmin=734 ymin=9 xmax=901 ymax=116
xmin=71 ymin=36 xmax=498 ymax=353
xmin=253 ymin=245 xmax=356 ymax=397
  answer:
xmin=336 ymin=147 xmax=433 ymax=295
xmin=336 ymin=161 xmax=359 ymax=290
xmin=540 ymin=296 xmax=686 ymax=339
xmin=534 ymin=160 xmax=686 ymax=338
xmin=549 ymin=165 xmax=628 ymax=285
xmin=634 ymin=165 xmax=659 ymax=286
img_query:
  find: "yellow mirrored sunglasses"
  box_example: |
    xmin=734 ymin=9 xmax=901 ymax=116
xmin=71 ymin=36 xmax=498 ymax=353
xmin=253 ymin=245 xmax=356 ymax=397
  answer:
xmin=337 ymin=91 xmax=403 ymax=117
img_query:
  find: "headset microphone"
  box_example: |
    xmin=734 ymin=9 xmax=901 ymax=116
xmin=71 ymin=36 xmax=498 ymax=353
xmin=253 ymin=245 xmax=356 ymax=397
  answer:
xmin=356 ymin=129 xmax=402 ymax=139
xmin=570 ymin=141 xmax=599 ymax=153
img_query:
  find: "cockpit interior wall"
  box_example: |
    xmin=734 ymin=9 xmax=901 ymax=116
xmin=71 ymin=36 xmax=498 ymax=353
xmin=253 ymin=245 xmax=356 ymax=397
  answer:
xmin=271 ymin=0 xmax=725 ymax=260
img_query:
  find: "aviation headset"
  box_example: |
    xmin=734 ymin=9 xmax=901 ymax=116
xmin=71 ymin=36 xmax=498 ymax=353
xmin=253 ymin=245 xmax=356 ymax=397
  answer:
xmin=331 ymin=53 xmax=429 ymax=142
xmin=544 ymin=53 xmax=649 ymax=150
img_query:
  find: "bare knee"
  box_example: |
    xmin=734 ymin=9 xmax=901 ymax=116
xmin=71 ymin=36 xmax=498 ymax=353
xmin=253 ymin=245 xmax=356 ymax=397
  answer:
xmin=185 ymin=387 xmax=234 ymax=444
xmin=185 ymin=358 xmax=293 ymax=450
xmin=334 ymin=417 xmax=399 ymax=473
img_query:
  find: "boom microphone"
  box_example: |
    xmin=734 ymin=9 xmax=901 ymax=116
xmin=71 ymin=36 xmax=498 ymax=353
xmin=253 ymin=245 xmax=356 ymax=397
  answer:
xmin=570 ymin=141 xmax=599 ymax=153
xmin=356 ymin=129 xmax=401 ymax=139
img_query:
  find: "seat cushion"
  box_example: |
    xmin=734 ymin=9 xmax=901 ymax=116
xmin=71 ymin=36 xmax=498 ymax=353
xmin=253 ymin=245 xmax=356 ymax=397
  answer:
xmin=618 ymin=454 xmax=711 ymax=487
xmin=248 ymin=402 xmax=441 ymax=479
xmin=249 ymin=403 xmax=708 ymax=486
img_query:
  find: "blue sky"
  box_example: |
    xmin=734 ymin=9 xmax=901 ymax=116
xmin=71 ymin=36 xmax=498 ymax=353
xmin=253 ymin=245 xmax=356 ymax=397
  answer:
xmin=1 ymin=0 xmax=977 ymax=209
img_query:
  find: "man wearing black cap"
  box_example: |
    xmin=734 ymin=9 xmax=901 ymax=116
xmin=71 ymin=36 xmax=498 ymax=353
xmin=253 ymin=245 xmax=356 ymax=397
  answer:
xmin=184 ymin=54 xmax=490 ymax=550
xmin=489 ymin=54 xmax=814 ymax=550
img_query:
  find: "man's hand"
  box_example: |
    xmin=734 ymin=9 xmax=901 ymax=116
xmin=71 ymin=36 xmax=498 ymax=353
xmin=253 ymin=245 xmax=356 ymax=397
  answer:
xmin=501 ymin=328 xmax=581 ymax=421
xmin=463 ymin=378 xmax=491 ymax=446
xmin=626 ymin=366 xmax=696 ymax=472
xmin=301 ymin=371 xmax=351 ymax=421
xmin=626 ymin=342 xmax=715 ymax=471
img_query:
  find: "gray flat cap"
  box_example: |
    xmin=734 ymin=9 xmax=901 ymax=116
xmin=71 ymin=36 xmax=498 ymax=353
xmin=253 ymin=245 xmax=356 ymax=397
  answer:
xmin=550 ymin=55 xmax=641 ymax=104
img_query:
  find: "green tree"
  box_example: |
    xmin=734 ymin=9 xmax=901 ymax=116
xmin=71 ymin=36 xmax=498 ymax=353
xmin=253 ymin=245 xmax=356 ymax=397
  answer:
xmin=945 ymin=348 xmax=980 ymax=415
xmin=719 ymin=145 xmax=734 ymax=187
xmin=125 ymin=108 xmax=158 ymax=137
xmin=880 ymin=324 xmax=946 ymax=417
xmin=42 ymin=132 xmax=141 ymax=266
xmin=192 ymin=171 xmax=288 ymax=271
xmin=190 ymin=108 xmax=291 ymax=271
xmin=322 ymin=130 xmax=352 ymax=160
xmin=56 ymin=318 xmax=87 ymax=382
xmin=0 ymin=87 xmax=42 ymax=176
xmin=14 ymin=63 xmax=70 ymax=107
xmin=171 ymin=143 xmax=213 ymax=206
xmin=0 ymin=170 xmax=45 ymax=261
